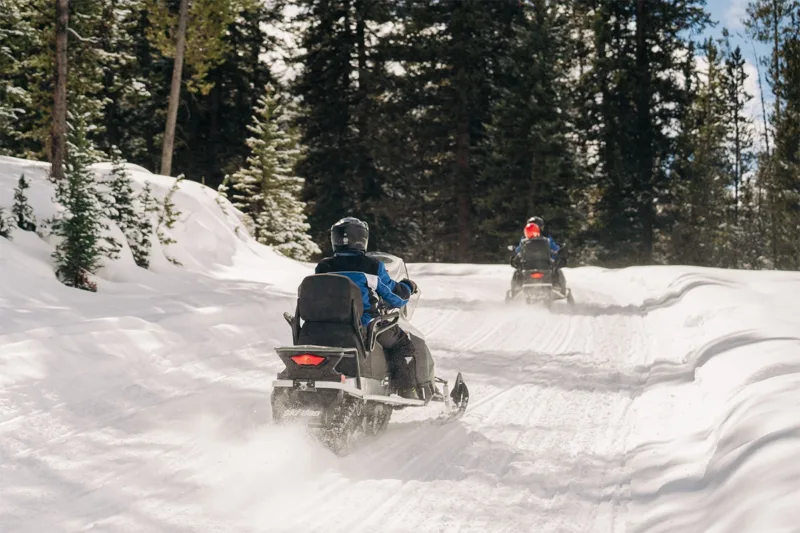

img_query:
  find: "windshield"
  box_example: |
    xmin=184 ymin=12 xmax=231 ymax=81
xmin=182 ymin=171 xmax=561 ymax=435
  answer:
xmin=366 ymin=251 xmax=420 ymax=320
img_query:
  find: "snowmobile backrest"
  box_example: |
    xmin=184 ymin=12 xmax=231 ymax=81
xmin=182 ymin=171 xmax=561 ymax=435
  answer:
xmin=521 ymin=238 xmax=552 ymax=263
xmin=297 ymin=274 xmax=364 ymax=324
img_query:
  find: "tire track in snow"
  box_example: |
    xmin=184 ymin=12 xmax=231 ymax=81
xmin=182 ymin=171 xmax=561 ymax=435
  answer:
xmin=269 ymin=276 xmax=643 ymax=533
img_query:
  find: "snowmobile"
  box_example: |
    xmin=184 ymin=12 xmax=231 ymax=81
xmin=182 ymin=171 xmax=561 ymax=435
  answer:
xmin=270 ymin=252 xmax=469 ymax=455
xmin=505 ymin=238 xmax=574 ymax=307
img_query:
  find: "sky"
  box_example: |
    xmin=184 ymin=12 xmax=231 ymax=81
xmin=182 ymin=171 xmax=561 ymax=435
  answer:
xmin=704 ymin=0 xmax=770 ymax=62
xmin=703 ymin=0 xmax=773 ymax=146
xmin=706 ymin=0 xmax=750 ymax=33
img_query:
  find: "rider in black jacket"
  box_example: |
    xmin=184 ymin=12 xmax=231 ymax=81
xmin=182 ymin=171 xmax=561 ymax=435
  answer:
xmin=315 ymin=217 xmax=421 ymax=398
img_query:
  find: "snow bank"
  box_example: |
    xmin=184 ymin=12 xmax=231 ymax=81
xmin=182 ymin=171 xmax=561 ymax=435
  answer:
xmin=0 ymin=155 xmax=310 ymax=289
xmin=620 ymin=267 xmax=800 ymax=533
xmin=0 ymin=156 xmax=315 ymax=530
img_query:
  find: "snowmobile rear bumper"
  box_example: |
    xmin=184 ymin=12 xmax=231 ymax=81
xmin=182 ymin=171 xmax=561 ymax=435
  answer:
xmin=272 ymin=378 xmax=427 ymax=407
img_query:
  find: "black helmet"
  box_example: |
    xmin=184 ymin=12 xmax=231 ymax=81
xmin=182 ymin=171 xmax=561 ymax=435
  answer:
xmin=527 ymin=216 xmax=544 ymax=230
xmin=330 ymin=217 xmax=369 ymax=252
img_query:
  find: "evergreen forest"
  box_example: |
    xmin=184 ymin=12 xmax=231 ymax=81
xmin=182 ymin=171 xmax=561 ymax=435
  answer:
xmin=2 ymin=0 xmax=799 ymax=268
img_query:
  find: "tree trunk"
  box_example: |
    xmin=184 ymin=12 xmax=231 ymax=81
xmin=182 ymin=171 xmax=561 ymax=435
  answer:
xmin=101 ymin=0 xmax=119 ymax=151
xmin=773 ymin=0 xmax=781 ymax=123
xmin=160 ymin=0 xmax=190 ymax=176
xmin=635 ymin=0 xmax=654 ymax=264
xmin=455 ymin=118 xmax=472 ymax=262
xmin=752 ymin=42 xmax=771 ymax=154
xmin=734 ymin=115 xmax=741 ymax=220
xmin=208 ymin=70 xmax=221 ymax=187
xmin=51 ymin=0 xmax=69 ymax=183
xmin=355 ymin=0 xmax=373 ymax=201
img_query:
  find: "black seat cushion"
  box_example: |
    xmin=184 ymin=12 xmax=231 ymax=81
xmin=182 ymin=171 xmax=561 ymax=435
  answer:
xmin=520 ymin=238 xmax=553 ymax=270
xmin=298 ymin=274 xmax=364 ymax=324
xmin=298 ymin=322 xmax=360 ymax=349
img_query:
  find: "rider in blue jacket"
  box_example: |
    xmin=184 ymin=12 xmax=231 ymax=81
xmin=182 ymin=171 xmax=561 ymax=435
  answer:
xmin=510 ymin=216 xmax=567 ymax=296
xmin=515 ymin=217 xmax=560 ymax=259
xmin=315 ymin=217 xmax=421 ymax=398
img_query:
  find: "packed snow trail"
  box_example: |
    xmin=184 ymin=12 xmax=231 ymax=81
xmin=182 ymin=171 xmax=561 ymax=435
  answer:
xmin=2 ymin=156 xmax=800 ymax=532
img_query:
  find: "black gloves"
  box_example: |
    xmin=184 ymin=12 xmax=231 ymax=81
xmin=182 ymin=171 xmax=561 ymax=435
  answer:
xmin=401 ymin=278 xmax=418 ymax=294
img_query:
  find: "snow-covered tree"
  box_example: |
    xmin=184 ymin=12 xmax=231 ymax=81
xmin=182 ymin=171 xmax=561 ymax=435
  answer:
xmin=131 ymin=181 xmax=157 ymax=268
xmin=0 ymin=0 xmax=32 ymax=155
xmin=107 ymin=148 xmax=136 ymax=225
xmin=12 ymin=174 xmax=36 ymax=232
xmin=105 ymin=145 xmax=152 ymax=264
xmin=217 ymin=174 xmax=231 ymax=201
xmin=0 ymin=208 xmax=11 ymax=239
xmin=51 ymin=108 xmax=104 ymax=291
xmin=228 ymin=85 xmax=319 ymax=260
xmin=156 ymin=175 xmax=184 ymax=265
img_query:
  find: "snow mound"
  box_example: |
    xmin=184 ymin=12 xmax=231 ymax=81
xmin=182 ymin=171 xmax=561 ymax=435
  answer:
xmin=0 ymin=156 xmax=316 ymax=531
xmin=0 ymin=155 xmax=311 ymax=290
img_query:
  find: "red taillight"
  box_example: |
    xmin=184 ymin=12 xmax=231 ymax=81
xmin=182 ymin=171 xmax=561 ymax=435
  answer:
xmin=290 ymin=354 xmax=326 ymax=366
xmin=529 ymin=272 xmax=544 ymax=279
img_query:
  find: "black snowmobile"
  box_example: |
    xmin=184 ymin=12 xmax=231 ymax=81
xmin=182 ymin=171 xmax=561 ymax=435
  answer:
xmin=270 ymin=252 xmax=469 ymax=455
xmin=505 ymin=238 xmax=574 ymax=306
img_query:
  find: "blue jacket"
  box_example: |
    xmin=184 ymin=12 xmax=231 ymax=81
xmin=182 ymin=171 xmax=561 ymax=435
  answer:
xmin=515 ymin=236 xmax=560 ymax=259
xmin=315 ymin=252 xmax=413 ymax=325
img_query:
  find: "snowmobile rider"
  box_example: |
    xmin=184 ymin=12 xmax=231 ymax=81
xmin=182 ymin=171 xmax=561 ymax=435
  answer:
xmin=515 ymin=217 xmax=560 ymax=258
xmin=510 ymin=216 xmax=567 ymax=296
xmin=315 ymin=217 xmax=421 ymax=399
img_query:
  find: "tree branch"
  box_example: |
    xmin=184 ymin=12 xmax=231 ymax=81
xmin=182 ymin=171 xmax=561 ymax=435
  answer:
xmin=68 ymin=27 xmax=99 ymax=44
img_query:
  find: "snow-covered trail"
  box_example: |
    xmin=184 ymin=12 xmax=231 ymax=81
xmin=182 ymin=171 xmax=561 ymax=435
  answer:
xmin=258 ymin=265 xmax=648 ymax=533
xmin=173 ymin=264 xmax=800 ymax=533
xmin=3 ymin=157 xmax=800 ymax=533
xmin=3 ymin=258 xmax=800 ymax=533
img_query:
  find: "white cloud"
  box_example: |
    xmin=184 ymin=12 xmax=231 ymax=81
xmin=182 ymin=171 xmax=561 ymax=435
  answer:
xmin=725 ymin=0 xmax=749 ymax=30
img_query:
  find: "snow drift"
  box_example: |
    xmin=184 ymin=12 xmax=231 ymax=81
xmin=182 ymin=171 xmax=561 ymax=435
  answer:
xmin=1 ymin=155 xmax=799 ymax=532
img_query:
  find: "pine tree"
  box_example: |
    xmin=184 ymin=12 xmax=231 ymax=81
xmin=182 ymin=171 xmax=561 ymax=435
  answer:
xmin=722 ymin=35 xmax=755 ymax=221
xmin=293 ymin=0 xmax=393 ymax=253
xmin=51 ymin=108 xmax=105 ymax=292
xmin=217 ymin=174 xmax=231 ymax=199
xmin=721 ymin=33 xmax=761 ymax=267
xmin=107 ymin=148 xmax=137 ymax=225
xmin=146 ymin=0 xmax=242 ymax=175
xmin=383 ymin=0 xmax=521 ymax=261
xmin=106 ymin=146 xmax=149 ymax=262
xmin=96 ymin=0 xmax=151 ymax=156
xmin=579 ymin=0 xmax=710 ymax=265
xmin=736 ymin=172 xmax=769 ymax=268
xmin=176 ymin=0 xmax=277 ymax=189
xmin=478 ymin=0 xmax=579 ymax=259
xmin=13 ymin=174 xmax=36 ymax=232
xmin=669 ymin=39 xmax=731 ymax=267
xmin=228 ymin=85 xmax=319 ymax=260
xmin=746 ymin=0 xmax=800 ymax=268
xmin=21 ymin=0 xmax=111 ymax=163
xmin=131 ymin=181 xmax=157 ymax=268
xmin=156 ymin=175 xmax=184 ymax=265
xmin=0 ymin=0 xmax=33 ymax=155
xmin=0 ymin=208 xmax=11 ymax=239
xmin=770 ymin=31 xmax=800 ymax=268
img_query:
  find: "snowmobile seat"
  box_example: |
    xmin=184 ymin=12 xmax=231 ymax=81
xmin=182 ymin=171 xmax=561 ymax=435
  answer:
xmin=520 ymin=238 xmax=553 ymax=271
xmin=292 ymin=273 xmax=390 ymax=380
xmin=296 ymin=274 xmax=365 ymax=351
